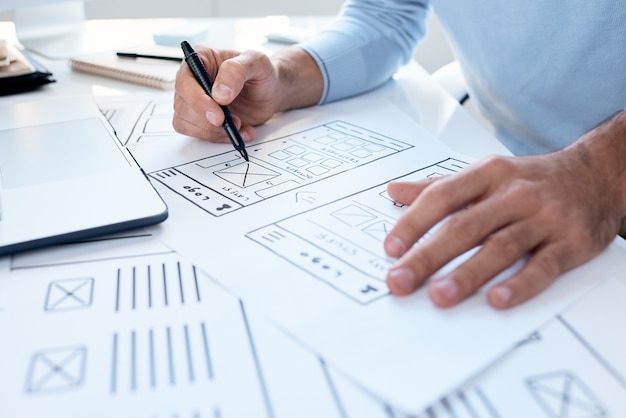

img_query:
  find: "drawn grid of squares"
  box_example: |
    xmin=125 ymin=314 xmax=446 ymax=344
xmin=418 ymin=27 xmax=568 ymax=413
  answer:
xmin=100 ymin=99 xmax=417 ymax=220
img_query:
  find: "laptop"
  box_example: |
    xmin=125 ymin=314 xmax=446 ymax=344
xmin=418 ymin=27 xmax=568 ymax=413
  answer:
xmin=0 ymin=96 xmax=168 ymax=256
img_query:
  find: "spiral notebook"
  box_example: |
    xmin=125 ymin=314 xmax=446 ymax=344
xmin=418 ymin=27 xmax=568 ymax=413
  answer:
xmin=69 ymin=47 xmax=182 ymax=90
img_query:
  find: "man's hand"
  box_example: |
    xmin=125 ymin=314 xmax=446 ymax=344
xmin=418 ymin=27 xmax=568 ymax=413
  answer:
xmin=173 ymin=45 xmax=323 ymax=143
xmin=384 ymin=111 xmax=626 ymax=309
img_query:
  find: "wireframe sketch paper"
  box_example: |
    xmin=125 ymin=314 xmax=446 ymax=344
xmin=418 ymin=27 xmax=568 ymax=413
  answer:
xmin=1 ymin=224 xmax=624 ymax=418
xmin=420 ymin=270 xmax=626 ymax=418
xmin=98 ymin=90 xmax=626 ymax=414
xmin=0 ymin=231 xmax=408 ymax=418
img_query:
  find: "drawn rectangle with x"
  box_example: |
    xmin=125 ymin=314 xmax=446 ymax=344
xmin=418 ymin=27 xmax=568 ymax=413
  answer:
xmin=25 ymin=346 xmax=87 ymax=394
xmin=44 ymin=277 xmax=94 ymax=312
xmin=331 ymin=204 xmax=377 ymax=227
xmin=214 ymin=162 xmax=279 ymax=188
xmin=363 ymin=220 xmax=394 ymax=242
xmin=526 ymin=371 xmax=606 ymax=417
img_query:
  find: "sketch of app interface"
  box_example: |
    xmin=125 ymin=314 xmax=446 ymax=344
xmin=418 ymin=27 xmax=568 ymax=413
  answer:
xmin=247 ymin=158 xmax=469 ymax=305
xmin=6 ymin=256 xmax=269 ymax=417
xmin=149 ymin=121 xmax=412 ymax=217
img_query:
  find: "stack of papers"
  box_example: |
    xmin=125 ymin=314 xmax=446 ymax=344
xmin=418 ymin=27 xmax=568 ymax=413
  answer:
xmin=0 ymin=43 xmax=54 ymax=95
xmin=2 ymin=88 xmax=626 ymax=417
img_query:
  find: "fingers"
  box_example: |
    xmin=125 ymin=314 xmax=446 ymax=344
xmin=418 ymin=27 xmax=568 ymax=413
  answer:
xmin=173 ymin=49 xmax=263 ymax=142
xmin=486 ymin=244 xmax=567 ymax=309
xmin=173 ymin=91 xmax=256 ymax=143
xmin=173 ymin=61 xmax=228 ymax=141
xmin=383 ymin=152 xmax=614 ymax=310
xmin=384 ymin=156 xmax=567 ymax=308
xmin=427 ymin=218 xmax=545 ymax=307
xmin=384 ymin=167 xmax=489 ymax=259
xmin=172 ymin=89 xmax=223 ymax=143
xmin=386 ymin=183 xmax=531 ymax=296
xmin=212 ymin=50 xmax=274 ymax=105
xmin=386 ymin=178 xmax=438 ymax=206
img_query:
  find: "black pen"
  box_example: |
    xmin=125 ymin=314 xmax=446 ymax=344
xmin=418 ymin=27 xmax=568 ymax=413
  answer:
xmin=116 ymin=52 xmax=183 ymax=62
xmin=180 ymin=41 xmax=249 ymax=162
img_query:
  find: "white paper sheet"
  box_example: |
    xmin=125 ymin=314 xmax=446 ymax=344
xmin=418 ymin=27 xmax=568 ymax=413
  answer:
xmin=0 ymin=230 xmax=407 ymax=418
xmin=418 ymin=269 xmax=626 ymax=417
xmin=3 ymin=231 xmax=623 ymax=418
xmin=100 ymin=91 xmax=626 ymax=414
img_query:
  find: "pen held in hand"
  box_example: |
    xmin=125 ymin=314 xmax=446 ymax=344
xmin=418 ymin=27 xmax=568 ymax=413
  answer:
xmin=180 ymin=41 xmax=249 ymax=162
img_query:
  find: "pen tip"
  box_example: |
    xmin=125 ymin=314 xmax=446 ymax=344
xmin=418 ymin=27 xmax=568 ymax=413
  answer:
xmin=241 ymin=149 xmax=249 ymax=162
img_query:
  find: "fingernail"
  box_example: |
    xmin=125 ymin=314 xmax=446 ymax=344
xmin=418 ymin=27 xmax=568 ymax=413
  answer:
xmin=430 ymin=277 xmax=458 ymax=302
xmin=491 ymin=286 xmax=512 ymax=306
xmin=387 ymin=267 xmax=415 ymax=294
xmin=214 ymin=83 xmax=232 ymax=101
xmin=205 ymin=110 xmax=217 ymax=125
xmin=385 ymin=235 xmax=407 ymax=258
xmin=241 ymin=130 xmax=254 ymax=142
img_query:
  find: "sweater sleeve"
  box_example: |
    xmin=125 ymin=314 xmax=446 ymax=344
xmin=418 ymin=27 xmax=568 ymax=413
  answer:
xmin=299 ymin=0 xmax=431 ymax=104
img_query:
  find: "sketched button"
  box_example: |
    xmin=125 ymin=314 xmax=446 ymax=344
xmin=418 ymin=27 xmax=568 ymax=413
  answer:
xmin=25 ymin=346 xmax=87 ymax=394
xmin=526 ymin=371 xmax=606 ymax=417
xmin=44 ymin=277 xmax=94 ymax=312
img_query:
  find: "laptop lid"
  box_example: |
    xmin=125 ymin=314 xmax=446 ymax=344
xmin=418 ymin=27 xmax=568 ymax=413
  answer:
xmin=0 ymin=96 xmax=168 ymax=256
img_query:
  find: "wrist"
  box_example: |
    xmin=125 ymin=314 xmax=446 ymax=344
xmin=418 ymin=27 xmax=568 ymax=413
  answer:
xmin=569 ymin=109 xmax=626 ymax=220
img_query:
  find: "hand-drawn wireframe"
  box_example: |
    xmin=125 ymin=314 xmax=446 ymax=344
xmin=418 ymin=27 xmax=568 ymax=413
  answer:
xmin=45 ymin=277 xmax=94 ymax=312
xmin=102 ymin=260 xmax=275 ymax=417
xmin=99 ymin=99 xmax=173 ymax=146
xmin=107 ymin=98 xmax=626 ymax=416
xmin=14 ymin=258 xmax=268 ymax=416
xmin=25 ymin=346 xmax=87 ymax=394
xmin=246 ymin=158 xmax=469 ymax=304
xmin=526 ymin=371 xmax=606 ymax=418
xmin=418 ymin=278 xmax=626 ymax=418
xmin=148 ymin=121 xmax=413 ymax=217
xmin=426 ymin=348 xmax=612 ymax=418
xmin=4 ymin=248 xmax=405 ymax=418
xmin=110 ymin=322 xmax=215 ymax=394
xmin=113 ymin=262 xmax=203 ymax=312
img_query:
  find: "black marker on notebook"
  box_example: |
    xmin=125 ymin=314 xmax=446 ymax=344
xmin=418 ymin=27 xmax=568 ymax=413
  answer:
xmin=116 ymin=52 xmax=183 ymax=62
xmin=180 ymin=41 xmax=249 ymax=162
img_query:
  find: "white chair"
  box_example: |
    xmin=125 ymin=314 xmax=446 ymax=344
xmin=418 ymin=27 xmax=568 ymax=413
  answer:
xmin=431 ymin=60 xmax=497 ymax=136
xmin=431 ymin=60 xmax=469 ymax=105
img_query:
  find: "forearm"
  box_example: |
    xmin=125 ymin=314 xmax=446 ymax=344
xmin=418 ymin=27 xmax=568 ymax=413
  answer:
xmin=271 ymin=47 xmax=324 ymax=113
xmin=298 ymin=0 xmax=430 ymax=104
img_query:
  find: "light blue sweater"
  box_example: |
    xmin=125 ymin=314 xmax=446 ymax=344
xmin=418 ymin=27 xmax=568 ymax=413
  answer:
xmin=301 ymin=0 xmax=626 ymax=155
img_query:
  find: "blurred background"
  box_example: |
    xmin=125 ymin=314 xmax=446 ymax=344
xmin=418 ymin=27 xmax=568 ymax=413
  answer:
xmin=0 ymin=0 xmax=454 ymax=74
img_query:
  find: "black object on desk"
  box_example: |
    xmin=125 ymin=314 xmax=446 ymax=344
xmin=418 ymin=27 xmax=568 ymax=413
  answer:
xmin=180 ymin=41 xmax=249 ymax=162
xmin=0 ymin=47 xmax=55 ymax=96
xmin=116 ymin=52 xmax=183 ymax=62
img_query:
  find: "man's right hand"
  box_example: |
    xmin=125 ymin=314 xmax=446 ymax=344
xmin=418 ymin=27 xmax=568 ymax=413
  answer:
xmin=173 ymin=45 xmax=323 ymax=143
